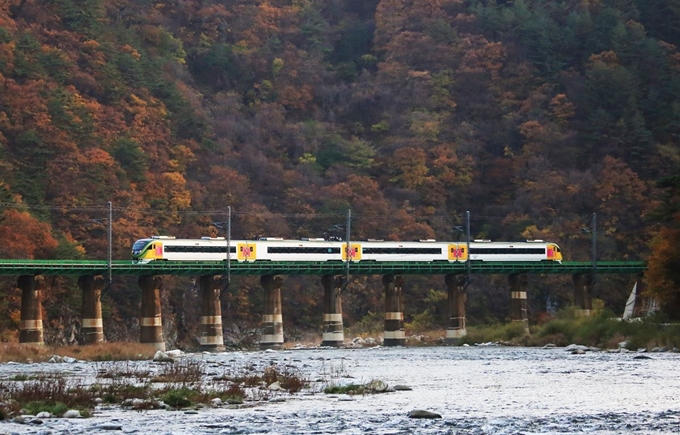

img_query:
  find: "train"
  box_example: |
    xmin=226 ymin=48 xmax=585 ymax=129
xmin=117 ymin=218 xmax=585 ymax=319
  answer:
xmin=131 ymin=236 xmax=563 ymax=263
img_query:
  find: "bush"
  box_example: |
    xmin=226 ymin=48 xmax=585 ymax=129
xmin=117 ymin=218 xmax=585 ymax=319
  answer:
xmin=161 ymin=387 xmax=193 ymax=408
xmin=24 ymin=401 xmax=69 ymax=417
xmin=406 ymin=310 xmax=439 ymax=333
xmin=348 ymin=312 xmax=383 ymax=336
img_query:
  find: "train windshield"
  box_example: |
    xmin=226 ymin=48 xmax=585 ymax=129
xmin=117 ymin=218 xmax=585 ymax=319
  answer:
xmin=132 ymin=240 xmax=150 ymax=255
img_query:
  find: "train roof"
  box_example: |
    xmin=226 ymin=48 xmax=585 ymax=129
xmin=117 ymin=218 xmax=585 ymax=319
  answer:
xmin=136 ymin=237 xmax=559 ymax=246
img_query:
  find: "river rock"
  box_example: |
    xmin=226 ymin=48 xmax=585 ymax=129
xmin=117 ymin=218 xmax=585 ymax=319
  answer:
xmin=153 ymin=351 xmax=174 ymax=362
xmin=166 ymin=349 xmax=185 ymax=357
xmin=94 ymin=424 xmax=123 ymax=430
xmin=63 ymin=409 xmax=81 ymax=418
xmin=365 ymin=379 xmax=388 ymax=392
xmin=393 ymin=385 xmax=413 ymax=391
xmin=35 ymin=411 xmax=51 ymax=418
xmin=408 ymin=410 xmax=442 ymax=419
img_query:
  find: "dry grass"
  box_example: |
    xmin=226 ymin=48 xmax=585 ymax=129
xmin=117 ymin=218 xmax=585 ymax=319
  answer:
xmin=151 ymin=360 xmax=204 ymax=384
xmin=0 ymin=342 xmax=158 ymax=363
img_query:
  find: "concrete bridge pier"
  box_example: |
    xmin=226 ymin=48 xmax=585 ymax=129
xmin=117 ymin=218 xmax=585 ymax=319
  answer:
xmin=321 ymin=275 xmax=344 ymax=347
xmin=139 ymin=275 xmax=165 ymax=351
xmin=509 ymin=274 xmax=529 ymax=333
xmin=260 ymin=275 xmax=284 ymax=349
xmin=79 ymin=275 xmax=105 ymax=344
xmin=444 ymin=274 xmax=467 ymax=343
xmin=572 ymin=273 xmax=593 ymax=316
xmin=18 ymin=275 xmax=44 ymax=345
xmin=199 ymin=275 xmax=225 ymax=352
xmin=383 ymin=274 xmax=405 ymax=346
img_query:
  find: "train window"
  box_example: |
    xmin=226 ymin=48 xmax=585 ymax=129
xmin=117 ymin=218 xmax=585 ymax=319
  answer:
xmin=268 ymin=247 xmax=342 ymax=254
xmin=469 ymin=248 xmax=545 ymax=254
xmin=363 ymin=248 xmax=442 ymax=254
xmin=165 ymin=245 xmax=235 ymax=253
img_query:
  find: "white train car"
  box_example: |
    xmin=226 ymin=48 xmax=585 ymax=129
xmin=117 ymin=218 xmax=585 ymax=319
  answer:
xmin=468 ymin=240 xmax=561 ymax=262
xmin=358 ymin=240 xmax=456 ymax=262
xmin=131 ymin=236 xmax=562 ymax=263
xmin=131 ymin=236 xmax=236 ymax=263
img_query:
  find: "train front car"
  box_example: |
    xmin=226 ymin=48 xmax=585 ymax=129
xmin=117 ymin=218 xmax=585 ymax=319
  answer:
xmin=131 ymin=237 xmax=160 ymax=263
xmin=546 ymin=243 xmax=563 ymax=262
xmin=469 ymin=240 xmax=563 ymax=262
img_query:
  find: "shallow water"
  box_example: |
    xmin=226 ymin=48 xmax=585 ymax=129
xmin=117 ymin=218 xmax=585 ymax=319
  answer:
xmin=1 ymin=346 xmax=678 ymax=434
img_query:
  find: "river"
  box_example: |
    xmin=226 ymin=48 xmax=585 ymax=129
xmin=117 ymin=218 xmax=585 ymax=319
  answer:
xmin=0 ymin=345 xmax=678 ymax=434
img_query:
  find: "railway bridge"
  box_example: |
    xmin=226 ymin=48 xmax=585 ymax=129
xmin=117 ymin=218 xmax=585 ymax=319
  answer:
xmin=2 ymin=260 xmax=647 ymax=351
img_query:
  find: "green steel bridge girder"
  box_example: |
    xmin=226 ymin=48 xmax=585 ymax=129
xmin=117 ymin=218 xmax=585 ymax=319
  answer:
xmin=0 ymin=260 xmax=647 ymax=276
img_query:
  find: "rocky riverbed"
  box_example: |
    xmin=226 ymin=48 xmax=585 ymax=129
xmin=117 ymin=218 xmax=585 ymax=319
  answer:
xmin=1 ymin=344 xmax=679 ymax=434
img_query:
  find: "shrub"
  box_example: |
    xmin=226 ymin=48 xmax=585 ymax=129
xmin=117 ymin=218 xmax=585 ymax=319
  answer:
xmin=218 ymin=384 xmax=245 ymax=404
xmin=24 ymin=401 xmax=69 ymax=417
xmin=161 ymin=387 xmax=193 ymax=408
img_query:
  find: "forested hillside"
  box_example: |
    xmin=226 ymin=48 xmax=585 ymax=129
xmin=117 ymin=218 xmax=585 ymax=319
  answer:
xmin=0 ymin=0 xmax=678 ymax=345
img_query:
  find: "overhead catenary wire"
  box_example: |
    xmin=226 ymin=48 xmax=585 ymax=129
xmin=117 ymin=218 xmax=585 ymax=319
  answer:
xmin=0 ymin=202 xmax=476 ymax=222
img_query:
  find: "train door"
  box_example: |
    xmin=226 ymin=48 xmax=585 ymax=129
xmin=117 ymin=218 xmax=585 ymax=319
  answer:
xmin=448 ymin=244 xmax=468 ymax=262
xmin=343 ymin=243 xmax=361 ymax=261
xmin=237 ymin=243 xmax=257 ymax=261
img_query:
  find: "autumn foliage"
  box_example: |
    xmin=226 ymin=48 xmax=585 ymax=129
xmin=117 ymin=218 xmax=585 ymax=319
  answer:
xmin=0 ymin=0 xmax=679 ymax=344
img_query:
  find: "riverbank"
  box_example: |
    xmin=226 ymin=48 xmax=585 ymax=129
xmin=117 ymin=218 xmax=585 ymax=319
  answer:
xmin=1 ymin=346 xmax=678 ymax=434
xmin=455 ymin=308 xmax=680 ymax=351
xmin=0 ymin=307 xmax=678 ymax=365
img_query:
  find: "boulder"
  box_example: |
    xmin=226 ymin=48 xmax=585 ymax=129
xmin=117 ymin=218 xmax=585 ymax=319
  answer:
xmin=393 ymin=385 xmax=413 ymax=391
xmin=408 ymin=410 xmax=441 ymax=419
xmin=94 ymin=424 xmax=123 ymax=430
xmin=153 ymin=351 xmax=174 ymax=362
xmin=165 ymin=349 xmax=184 ymax=357
xmin=633 ymin=355 xmax=652 ymax=360
xmin=62 ymin=410 xmax=81 ymax=418
xmin=365 ymin=379 xmax=388 ymax=393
